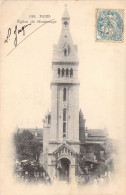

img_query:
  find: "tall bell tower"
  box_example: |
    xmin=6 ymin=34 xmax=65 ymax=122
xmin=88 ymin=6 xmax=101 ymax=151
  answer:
xmin=50 ymin=6 xmax=80 ymax=144
xmin=42 ymin=6 xmax=80 ymax=180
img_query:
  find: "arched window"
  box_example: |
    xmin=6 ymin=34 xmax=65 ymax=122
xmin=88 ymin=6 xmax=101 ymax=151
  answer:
xmin=63 ymin=88 xmax=66 ymax=101
xmin=64 ymin=49 xmax=67 ymax=56
xmin=62 ymin=68 xmax=65 ymax=77
xmin=64 ymin=44 xmax=70 ymax=57
xmin=70 ymin=68 xmax=73 ymax=77
xmin=63 ymin=109 xmax=66 ymax=121
xmin=48 ymin=115 xmax=51 ymax=124
xmin=63 ymin=122 xmax=66 ymax=138
xmin=63 ymin=109 xmax=66 ymax=138
xmin=64 ymin=21 xmax=68 ymax=27
xmin=66 ymin=68 xmax=69 ymax=77
xmin=58 ymin=68 xmax=60 ymax=77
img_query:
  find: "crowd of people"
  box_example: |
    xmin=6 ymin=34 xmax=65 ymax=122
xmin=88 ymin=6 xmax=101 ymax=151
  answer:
xmin=77 ymin=163 xmax=110 ymax=185
xmin=77 ymin=172 xmax=110 ymax=185
xmin=14 ymin=160 xmax=51 ymax=184
xmin=14 ymin=160 xmax=111 ymax=185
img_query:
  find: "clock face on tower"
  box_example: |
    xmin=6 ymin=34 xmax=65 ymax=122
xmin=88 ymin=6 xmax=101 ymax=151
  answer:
xmin=63 ymin=101 xmax=68 ymax=109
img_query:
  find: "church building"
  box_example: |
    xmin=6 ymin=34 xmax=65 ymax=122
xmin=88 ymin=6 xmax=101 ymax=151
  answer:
xmin=41 ymin=7 xmax=107 ymax=181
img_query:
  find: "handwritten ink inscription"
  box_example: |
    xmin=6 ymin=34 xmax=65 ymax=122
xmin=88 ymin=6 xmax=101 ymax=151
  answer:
xmin=4 ymin=28 xmax=11 ymax=43
xmin=4 ymin=23 xmax=31 ymax=47
xmin=4 ymin=15 xmax=57 ymax=56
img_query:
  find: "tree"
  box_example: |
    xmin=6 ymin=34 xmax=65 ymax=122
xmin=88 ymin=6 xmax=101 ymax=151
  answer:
xmin=14 ymin=130 xmax=43 ymax=161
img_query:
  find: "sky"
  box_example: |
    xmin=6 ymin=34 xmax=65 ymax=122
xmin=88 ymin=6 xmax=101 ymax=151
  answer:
xmin=1 ymin=0 xmax=126 ymax=140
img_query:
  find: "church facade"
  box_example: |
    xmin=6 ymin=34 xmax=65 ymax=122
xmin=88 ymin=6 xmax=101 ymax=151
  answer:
xmin=41 ymin=7 xmax=107 ymax=181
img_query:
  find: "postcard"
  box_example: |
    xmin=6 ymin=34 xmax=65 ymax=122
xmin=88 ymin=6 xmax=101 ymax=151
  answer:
xmin=0 ymin=0 xmax=126 ymax=195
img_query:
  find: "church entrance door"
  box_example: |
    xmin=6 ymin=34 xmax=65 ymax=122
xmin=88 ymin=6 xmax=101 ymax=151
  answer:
xmin=58 ymin=158 xmax=70 ymax=182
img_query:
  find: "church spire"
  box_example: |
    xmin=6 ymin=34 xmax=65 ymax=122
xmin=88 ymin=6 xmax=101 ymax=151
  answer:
xmin=62 ymin=4 xmax=70 ymax=19
xmin=62 ymin=4 xmax=70 ymax=29
xmin=52 ymin=6 xmax=78 ymax=64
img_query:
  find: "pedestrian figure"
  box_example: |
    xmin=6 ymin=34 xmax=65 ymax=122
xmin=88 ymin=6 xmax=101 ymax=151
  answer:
xmin=84 ymin=166 xmax=89 ymax=175
xmin=93 ymin=177 xmax=98 ymax=185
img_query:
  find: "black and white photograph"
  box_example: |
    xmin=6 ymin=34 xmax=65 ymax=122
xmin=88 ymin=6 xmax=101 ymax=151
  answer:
xmin=0 ymin=1 xmax=126 ymax=195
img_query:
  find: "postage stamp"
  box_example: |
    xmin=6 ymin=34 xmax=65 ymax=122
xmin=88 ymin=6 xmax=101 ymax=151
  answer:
xmin=96 ymin=9 xmax=124 ymax=42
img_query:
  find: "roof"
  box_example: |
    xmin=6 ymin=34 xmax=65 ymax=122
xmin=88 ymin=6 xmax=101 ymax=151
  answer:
xmin=79 ymin=109 xmax=84 ymax=117
xmin=87 ymin=129 xmax=107 ymax=137
xmin=17 ymin=128 xmax=43 ymax=137
xmin=53 ymin=143 xmax=78 ymax=155
xmin=62 ymin=6 xmax=70 ymax=19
